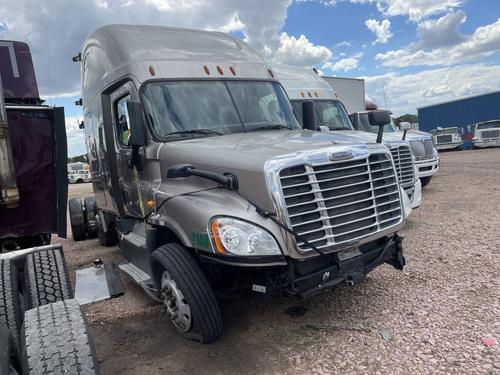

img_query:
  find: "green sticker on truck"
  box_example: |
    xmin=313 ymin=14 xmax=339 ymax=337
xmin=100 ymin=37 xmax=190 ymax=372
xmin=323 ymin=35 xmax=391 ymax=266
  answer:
xmin=192 ymin=232 xmax=210 ymax=250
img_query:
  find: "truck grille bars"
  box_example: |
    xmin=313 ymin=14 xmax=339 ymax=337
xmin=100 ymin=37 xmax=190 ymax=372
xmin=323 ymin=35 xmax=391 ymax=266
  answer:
xmin=481 ymin=130 xmax=500 ymax=139
xmin=389 ymin=145 xmax=415 ymax=201
xmin=436 ymin=134 xmax=452 ymax=144
xmin=279 ymin=152 xmax=402 ymax=252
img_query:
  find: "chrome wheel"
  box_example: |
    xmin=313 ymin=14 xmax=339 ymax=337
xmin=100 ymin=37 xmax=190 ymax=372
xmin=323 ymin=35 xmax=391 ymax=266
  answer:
xmin=160 ymin=271 xmax=192 ymax=333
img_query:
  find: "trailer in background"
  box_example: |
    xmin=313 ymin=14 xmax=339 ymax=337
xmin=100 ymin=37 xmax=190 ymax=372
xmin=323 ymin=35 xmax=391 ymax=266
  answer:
xmin=321 ymin=76 xmax=365 ymax=114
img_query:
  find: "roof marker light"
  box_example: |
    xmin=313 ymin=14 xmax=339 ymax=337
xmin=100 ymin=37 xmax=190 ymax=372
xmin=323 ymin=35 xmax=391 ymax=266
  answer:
xmin=314 ymin=92 xmax=319 ymax=97
xmin=229 ymin=66 xmax=236 ymax=75
xmin=204 ymin=65 xmax=210 ymax=75
xmin=308 ymin=92 xmax=312 ymax=98
xmin=300 ymin=91 xmax=305 ymax=98
xmin=148 ymin=65 xmax=155 ymax=76
xmin=217 ymin=66 xmax=224 ymax=75
xmin=268 ymin=68 xmax=274 ymax=78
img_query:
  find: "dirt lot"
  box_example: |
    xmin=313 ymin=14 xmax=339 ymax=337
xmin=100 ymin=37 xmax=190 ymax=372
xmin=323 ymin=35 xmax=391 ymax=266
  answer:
xmin=59 ymin=148 xmax=500 ymax=374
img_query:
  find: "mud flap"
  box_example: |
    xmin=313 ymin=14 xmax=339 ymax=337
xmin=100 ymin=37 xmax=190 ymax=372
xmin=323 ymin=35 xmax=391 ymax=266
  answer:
xmin=75 ymin=262 xmax=123 ymax=305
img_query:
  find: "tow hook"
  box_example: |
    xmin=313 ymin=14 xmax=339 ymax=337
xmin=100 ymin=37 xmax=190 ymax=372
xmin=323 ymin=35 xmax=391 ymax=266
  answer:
xmin=386 ymin=234 xmax=406 ymax=270
xmin=345 ymin=272 xmax=366 ymax=286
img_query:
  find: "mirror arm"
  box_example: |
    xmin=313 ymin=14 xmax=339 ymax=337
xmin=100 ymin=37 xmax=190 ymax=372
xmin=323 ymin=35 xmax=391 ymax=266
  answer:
xmin=128 ymin=145 xmax=142 ymax=171
xmin=402 ymin=129 xmax=408 ymax=140
xmin=376 ymin=125 xmax=384 ymax=143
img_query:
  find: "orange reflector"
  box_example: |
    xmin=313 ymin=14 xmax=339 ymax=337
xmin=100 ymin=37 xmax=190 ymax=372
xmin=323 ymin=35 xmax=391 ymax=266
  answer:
xmin=217 ymin=66 xmax=224 ymax=75
xmin=211 ymin=220 xmax=225 ymax=254
xmin=203 ymin=65 xmax=210 ymax=75
xmin=268 ymin=68 xmax=274 ymax=78
xmin=229 ymin=66 xmax=236 ymax=75
xmin=300 ymin=91 xmax=305 ymax=98
xmin=148 ymin=65 xmax=155 ymax=76
xmin=146 ymin=200 xmax=154 ymax=209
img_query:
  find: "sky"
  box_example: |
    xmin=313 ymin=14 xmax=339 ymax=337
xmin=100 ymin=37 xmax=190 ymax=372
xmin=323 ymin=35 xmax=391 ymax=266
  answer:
xmin=1 ymin=0 xmax=499 ymax=156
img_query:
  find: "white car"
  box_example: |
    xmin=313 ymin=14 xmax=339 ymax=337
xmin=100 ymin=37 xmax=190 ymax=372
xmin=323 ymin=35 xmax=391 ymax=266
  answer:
xmin=68 ymin=170 xmax=91 ymax=184
xmin=431 ymin=127 xmax=463 ymax=150
xmin=473 ymin=120 xmax=500 ymax=148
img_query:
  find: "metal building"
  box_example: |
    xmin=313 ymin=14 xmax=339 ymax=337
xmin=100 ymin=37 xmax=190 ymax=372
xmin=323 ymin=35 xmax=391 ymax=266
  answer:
xmin=417 ymin=90 xmax=500 ymax=132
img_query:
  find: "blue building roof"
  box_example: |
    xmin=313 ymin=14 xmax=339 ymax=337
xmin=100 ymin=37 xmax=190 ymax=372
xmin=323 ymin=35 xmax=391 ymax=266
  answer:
xmin=417 ymin=90 xmax=500 ymax=132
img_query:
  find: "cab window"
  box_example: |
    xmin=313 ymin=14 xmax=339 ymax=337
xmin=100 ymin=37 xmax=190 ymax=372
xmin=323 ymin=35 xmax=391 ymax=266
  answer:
xmin=115 ymin=94 xmax=131 ymax=146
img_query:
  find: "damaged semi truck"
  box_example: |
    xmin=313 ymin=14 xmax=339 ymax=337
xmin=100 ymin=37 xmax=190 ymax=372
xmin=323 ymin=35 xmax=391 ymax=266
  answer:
xmin=72 ymin=25 xmax=410 ymax=343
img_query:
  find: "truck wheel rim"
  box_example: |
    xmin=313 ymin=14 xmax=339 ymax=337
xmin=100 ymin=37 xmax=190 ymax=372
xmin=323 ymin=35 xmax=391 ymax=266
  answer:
xmin=160 ymin=271 xmax=192 ymax=333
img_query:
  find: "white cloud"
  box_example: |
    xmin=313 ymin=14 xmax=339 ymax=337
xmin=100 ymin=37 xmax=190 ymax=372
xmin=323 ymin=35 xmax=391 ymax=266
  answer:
xmin=322 ymin=57 xmax=359 ymax=72
xmin=307 ymin=0 xmax=463 ymax=21
xmin=376 ymin=16 xmax=500 ymax=67
xmin=0 ymin=0 xmax=293 ymax=98
xmin=365 ymin=19 xmax=393 ymax=44
xmin=273 ymin=32 xmax=332 ymax=66
xmin=335 ymin=41 xmax=351 ymax=47
xmin=363 ymin=63 xmax=500 ymax=115
xmin=416 ymin=10 xmax=466 ymax=49
xmin=65 ymin=116 xmax=86 ymax=156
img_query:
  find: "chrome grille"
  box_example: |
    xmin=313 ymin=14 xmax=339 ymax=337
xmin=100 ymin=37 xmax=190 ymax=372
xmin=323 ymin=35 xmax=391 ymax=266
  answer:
xmin=481 ymin=130 xmax=500 ymax=139
xmin=423 ymin=139 xmax=434 ymax=157
xmin=279 ymin=153 xmax=402 ymax=252
xmin=409 ymin=139 xmax=434 ymax=161
xmin=436 ymin=134 xmax=452 ymax=143
xmin=390 ymin=145 xmax=415 ymax=189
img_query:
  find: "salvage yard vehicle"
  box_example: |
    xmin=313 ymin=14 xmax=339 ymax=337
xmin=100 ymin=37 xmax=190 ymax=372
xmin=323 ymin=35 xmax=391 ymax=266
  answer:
xmin=0 ymin=40 xmax=99 ymax=374
xmin=351 ymin=112 xmax=439 ymax=188
xmin=472 ymin=120 xmax=500 ymax=148
xmin=68 ymin=169 xmax=92 ymax=183
xmin=71 ymin=24 xmax=410 ymax=343
xmin=431 ymin=127 xmax=464 ymax=150
xmin=273 ymin=65 xmax=421 ymax=208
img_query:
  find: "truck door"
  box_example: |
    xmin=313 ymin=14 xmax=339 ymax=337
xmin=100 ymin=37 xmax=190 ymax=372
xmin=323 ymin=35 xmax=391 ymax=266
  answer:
xmin=110 ymin=82 xmax=147 ymax=218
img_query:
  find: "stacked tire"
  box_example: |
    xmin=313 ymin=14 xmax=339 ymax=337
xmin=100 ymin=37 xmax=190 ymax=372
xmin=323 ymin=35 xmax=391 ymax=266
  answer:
xmin=0 ymin=248 xmax=100 ymax=374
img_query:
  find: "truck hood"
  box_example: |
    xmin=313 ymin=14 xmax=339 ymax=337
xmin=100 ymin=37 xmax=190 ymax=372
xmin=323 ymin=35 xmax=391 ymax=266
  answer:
xmin=323 ymin=129 xmax=410 ymax=146
xmin=159 ymin=129 xmax=366 ymax=173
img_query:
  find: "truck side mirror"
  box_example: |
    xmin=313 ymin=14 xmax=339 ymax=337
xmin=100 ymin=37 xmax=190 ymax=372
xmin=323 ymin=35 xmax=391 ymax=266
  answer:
xmin=302 ymin=101 xmax=316 ymax=131
xmin=367 ymin=110 xmax=391 ymax=143
xmin=126 ymin=100 xmax=146 ymax=147
xmin=349 ymin=113 xmax=358 ymax=130
xmin=400 ymin=122 xmax=411 ymax=140
xmin=126 ymin=100 xmax=146 ymax=170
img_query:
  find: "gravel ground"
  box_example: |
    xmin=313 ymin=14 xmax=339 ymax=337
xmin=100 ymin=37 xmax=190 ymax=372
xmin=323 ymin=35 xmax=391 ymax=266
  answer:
xmin=58 ymin=148 xmax=500 ymax=374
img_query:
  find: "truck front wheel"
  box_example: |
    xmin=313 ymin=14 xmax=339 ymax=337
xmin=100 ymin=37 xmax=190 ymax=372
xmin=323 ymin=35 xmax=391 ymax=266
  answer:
xmin=420 ymin=176 xmax=432 ymax=187
xmin=151 ymin=243 xmax=223 ymax=343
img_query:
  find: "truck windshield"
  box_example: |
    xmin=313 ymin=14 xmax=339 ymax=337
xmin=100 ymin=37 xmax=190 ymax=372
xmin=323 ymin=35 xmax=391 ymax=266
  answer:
xmin=357 ymin=113 xmax=398 ymax=133
xmin=291 ymin=100 xmax=353 ymax=130
xmin=142 ymin=80 xmax=300 ymax=140
xmin=476 ymin=121 xmax=500 ymax=130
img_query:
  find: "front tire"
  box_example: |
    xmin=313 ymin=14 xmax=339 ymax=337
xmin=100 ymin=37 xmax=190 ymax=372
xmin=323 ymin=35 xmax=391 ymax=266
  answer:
xmin=151 ymin=243 xmax=223 ymax=343
xmin=69 ymin=198 xmax=86 ymax=241
xmin=420 ymin=176 xmax=432 ymax=187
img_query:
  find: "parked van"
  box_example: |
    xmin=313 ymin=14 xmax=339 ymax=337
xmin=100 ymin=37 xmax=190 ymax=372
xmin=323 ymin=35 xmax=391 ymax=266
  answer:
xmin=431 ymin=127 xmax=463 ymax=150
xmin=72 ymin=25 xmax=410 ymax=343
xmin=472 ymin=120 xmax=500 ymax=148
xmin=273 ymin=65 xmax=421 ymax=208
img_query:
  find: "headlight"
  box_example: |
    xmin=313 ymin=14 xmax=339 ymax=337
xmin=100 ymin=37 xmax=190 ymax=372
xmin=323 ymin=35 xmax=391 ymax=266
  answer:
xmin=210 ymin=217 xmax=281 ymax=256
xmin=400 ymin=186 xmax=412 ymax=219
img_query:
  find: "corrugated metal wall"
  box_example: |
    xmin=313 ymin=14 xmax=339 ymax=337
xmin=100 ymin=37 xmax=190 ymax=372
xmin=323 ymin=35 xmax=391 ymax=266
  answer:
xmin=418 ymin=91 xmax=500 ymax=132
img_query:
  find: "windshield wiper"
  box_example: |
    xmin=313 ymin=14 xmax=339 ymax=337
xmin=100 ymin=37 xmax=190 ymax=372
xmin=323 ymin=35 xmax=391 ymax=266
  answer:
xmin=247 ymin=124 xmax=291 ymax=132
xmin=163 ymin=129 xmax=222 ymax=140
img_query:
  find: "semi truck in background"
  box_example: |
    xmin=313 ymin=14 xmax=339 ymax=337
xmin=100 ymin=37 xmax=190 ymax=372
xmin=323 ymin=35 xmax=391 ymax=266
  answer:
xmin=472 ymin=119 xmax=500 ymax=148
xmin=71 ymin=24 xmax=410 ymax=343
xmin=431 ymin=127 xmax=464 ymax=150
xmin=274 ymin=65 xmax=421 ymax=208
xmin=322 ymin=73 xmax=439 ymax=188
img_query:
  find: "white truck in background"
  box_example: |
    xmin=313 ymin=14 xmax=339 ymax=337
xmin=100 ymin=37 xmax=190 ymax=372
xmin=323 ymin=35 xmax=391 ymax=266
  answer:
xmin=323 ymin=74 xmax=439 ymax=188
xmin=431 ymin=127 xmax=463 ymax=150
xmin=473 ymin=120 xmax=500 ymax=148
xmin=275 ymin=65 xmax=421 ymax=209
xmin=321 ymin=76 xmax=365 ymax=114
